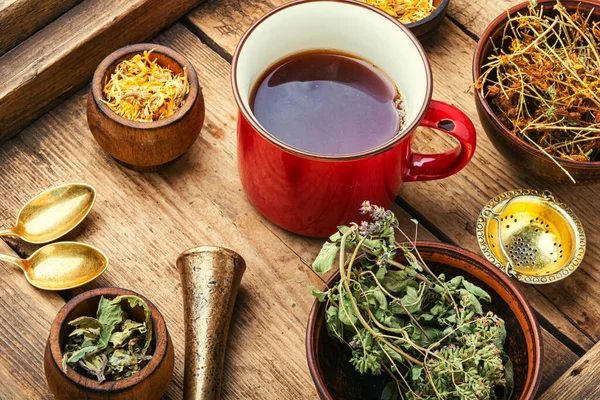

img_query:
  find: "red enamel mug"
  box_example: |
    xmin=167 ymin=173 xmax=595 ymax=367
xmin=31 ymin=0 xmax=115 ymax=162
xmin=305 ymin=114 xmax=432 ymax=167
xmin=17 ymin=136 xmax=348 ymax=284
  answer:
xmin=232 ymin=0 xmax=476 ymax=237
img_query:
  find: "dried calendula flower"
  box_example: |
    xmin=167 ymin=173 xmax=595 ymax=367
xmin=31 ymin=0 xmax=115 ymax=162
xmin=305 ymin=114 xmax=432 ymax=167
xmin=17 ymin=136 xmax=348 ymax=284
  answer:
xmin=358 ymin=0 xmax=436 ymax=24
xmin=102 ymin=50 xmax=189 ymax=122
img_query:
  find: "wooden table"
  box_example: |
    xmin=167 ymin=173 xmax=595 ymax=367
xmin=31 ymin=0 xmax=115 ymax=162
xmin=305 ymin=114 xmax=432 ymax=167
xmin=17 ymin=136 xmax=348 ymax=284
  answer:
xmin=1 ymin=0 xmax=599 ymax=398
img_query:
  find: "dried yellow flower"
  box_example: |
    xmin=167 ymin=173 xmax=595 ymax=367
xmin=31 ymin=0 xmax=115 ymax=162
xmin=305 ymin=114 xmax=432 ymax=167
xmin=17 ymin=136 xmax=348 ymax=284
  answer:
xmin=102 ymin=50 xmax=190 ymax=122
xmin=359 ymin=0 xmax=436 ymax=24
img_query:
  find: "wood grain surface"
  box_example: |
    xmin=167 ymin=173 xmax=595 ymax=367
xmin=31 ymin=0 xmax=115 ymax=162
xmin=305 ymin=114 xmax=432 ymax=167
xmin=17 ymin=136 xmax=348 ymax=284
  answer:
xmin=0 ymin=240 xmax=64 ymax=399
xmin=1 ymin=0 xmax=598 ymax=398
xmin=0 ymin=0 xmax=82 ymax=56
xmin=447 ymin=0 xmax=515 ymax=37
xmin=539 ymin=341 xmax=600 ymax=400
xmin=0 ymin=0 xmax=205 ymax=141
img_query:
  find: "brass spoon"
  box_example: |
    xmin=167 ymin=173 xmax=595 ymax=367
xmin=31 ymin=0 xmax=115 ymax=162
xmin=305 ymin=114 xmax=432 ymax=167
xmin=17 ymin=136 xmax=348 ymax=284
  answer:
xmin=0 ymin=242 xmax=108 ymax=290
xmin=0 ymin=183 xmax=96 ymax=244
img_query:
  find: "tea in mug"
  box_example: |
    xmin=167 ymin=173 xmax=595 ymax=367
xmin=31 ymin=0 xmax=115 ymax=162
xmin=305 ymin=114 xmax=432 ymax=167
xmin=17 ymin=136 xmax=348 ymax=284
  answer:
xmin=250 ymin=50 xmax=406 ymax=155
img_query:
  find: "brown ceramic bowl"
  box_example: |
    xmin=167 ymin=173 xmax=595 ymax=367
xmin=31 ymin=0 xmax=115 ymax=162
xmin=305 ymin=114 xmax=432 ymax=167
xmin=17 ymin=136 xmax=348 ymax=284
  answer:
xmin=44 ymin=287 xmax=174 ymax=400
xmin=306 ymin=242 xmax=543 ymax=400
xmin=406 ymin=0 xmax=449 ymax=40
xmin=88 ymin=43 xmax=205 ymax=172
xmin=473 ymin=0 xmax=600 ymax=185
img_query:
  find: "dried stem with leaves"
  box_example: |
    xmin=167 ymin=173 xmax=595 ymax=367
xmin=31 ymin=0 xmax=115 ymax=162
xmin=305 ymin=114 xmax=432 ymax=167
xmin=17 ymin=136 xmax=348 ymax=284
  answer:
xmin=311 ymin=202 xmax=513 ymax=400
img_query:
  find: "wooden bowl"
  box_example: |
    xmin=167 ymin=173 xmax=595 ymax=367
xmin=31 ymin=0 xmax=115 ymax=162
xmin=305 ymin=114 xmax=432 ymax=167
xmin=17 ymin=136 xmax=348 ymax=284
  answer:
xmin=87 ymin=43 xmax=205 ymax=172
xmin=406 ymin=0 xmax=449 ymax=40
xmin=44 ymin=287 xmax=174 ymax=400
xmin=306 ymin=242 xmax=543 ymax=400
xmin=473 ymin=0 xmax=600 ymax=185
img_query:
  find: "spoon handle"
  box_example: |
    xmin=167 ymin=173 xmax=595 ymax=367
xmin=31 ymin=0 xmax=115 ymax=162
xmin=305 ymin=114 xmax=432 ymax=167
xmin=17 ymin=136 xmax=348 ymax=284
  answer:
xmin=0 ymin=253 xmax=26 ymax=271
xmin=0 ymin=228 xmax=14 ymax=237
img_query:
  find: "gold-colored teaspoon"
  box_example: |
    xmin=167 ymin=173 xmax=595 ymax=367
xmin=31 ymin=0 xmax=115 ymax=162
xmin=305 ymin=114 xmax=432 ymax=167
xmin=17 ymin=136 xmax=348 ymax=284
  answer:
xmin=0 ymin=183 xmax=96 ymax=244
xmin=0 ymin=242 xmax=108 ymax=290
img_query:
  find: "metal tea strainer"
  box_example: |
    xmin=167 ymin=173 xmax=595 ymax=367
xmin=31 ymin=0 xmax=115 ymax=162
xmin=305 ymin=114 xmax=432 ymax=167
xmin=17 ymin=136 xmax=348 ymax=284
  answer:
xmin=477 ymin=189 xmax=586 ymax=284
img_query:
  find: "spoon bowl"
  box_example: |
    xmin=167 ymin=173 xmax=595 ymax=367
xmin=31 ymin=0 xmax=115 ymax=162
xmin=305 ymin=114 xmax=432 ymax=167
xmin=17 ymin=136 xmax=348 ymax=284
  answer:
xmin=0 ymin=183 xmax=96 ymax=244
xmin=0 ymin=242 xmax=108 ymax=290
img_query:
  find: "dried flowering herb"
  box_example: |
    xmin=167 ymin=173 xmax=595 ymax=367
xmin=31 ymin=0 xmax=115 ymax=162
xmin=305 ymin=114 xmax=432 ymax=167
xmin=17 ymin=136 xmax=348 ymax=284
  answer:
xmin=310 ymin=202 xmax=513 ymax=400
xmin=475 ymin=0 xmax=600 ymax=182
xmin=358 ymin=0 xmax=436 ymax=24
xmin=102 ymin=50 xmax=189 ymax=122
xmin=62 ymin=295 xmax=153 ymax=383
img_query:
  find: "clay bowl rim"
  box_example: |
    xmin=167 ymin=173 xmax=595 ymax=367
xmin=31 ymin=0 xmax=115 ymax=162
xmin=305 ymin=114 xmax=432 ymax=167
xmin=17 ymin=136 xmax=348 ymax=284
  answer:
xmin=48 ymin=287 xmax=169 ymax=393
xmin=404 ymin=0 xmax=449 ymax=29
xmin=472 ymin=0 xmax=600 ymax=171
xmin=91 ymin=43 xmax=199 ymax=131
xmin=306 ymin=241 xmax=543 ymax=400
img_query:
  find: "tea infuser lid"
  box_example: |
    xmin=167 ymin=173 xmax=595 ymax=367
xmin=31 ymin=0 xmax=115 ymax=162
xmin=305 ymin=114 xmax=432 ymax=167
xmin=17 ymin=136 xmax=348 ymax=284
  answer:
xmin=476 ymin=189 xmax=586 ymax=284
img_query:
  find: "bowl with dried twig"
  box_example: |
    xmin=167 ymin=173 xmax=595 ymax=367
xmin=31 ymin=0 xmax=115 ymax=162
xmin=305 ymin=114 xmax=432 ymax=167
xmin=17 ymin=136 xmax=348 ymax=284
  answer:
xmin=473 ymin=0 xmax=600 ymax=185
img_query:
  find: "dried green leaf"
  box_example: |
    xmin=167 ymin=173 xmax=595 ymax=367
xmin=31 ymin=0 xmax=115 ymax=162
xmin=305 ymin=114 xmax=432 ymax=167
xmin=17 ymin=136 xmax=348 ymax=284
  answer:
xmin=67 ymin=346 xmax=98 ymax=364
xmin=460 ymin=288 xmax=483 ymax=314
xmin=371 ymin=287 xmax=388 ymax=310
xmin=411 ymin=365 xmax=423 ymax=381
xmin=448 ymin=275 xmax=464 ymax=289
xmin=400 ymin=286 xmax=423 ymax=314
xmin=111 ymin=295 xmax=152 ymax=355
xmin=312 ymin=242 xmax=339 ymax=274
xmin=78 ymin=354 xmax=107 ymax=383
xmin=109 ymin=348 xmax=135 ymax=367
xmin=380 ymin=270 xmax=413 ymax=293
xmin=463 ymin=280 xmax=492 ymax=302
xmin=68 ymin=316 xmax=103 ymax=330
xmin=309 ymin=286 xmax=328 ymax=302
xmin=97 ymin=297 xmax=125 ymax=328
xmin=338 ymin=293 xmax=357 ymax=326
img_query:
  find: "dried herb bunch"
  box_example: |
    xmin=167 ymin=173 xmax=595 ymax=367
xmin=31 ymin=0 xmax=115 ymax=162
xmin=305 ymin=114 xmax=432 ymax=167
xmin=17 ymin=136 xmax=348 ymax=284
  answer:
xmin=311 ymin=202 xmax=513 ymax=400
xmin=359 ymin=0 xmax=436 ymax=24
xmin=103 ymin=50 xmax=189 ymax=122
xmin=62 ymin=296 xmax=153 ymax=383
xmin=476 ymin=0 xmax=600 ymax=180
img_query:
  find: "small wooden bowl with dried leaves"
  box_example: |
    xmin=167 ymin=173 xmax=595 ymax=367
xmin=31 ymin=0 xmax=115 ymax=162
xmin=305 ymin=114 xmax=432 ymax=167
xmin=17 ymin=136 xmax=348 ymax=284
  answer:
xmin=88 ymin=43 xmax=205 ymax=172
xmin=44 ymin=287 xmax=174 ymax=400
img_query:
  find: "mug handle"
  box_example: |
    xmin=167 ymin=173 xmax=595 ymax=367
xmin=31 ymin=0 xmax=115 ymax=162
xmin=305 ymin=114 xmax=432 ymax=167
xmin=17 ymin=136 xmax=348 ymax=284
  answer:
xmin=404 ymin=100 xmax=476 ymax=182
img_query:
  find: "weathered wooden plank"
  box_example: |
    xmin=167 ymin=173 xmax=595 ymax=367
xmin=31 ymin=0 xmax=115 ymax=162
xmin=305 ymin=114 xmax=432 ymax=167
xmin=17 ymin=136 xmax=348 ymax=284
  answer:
xmin=539 ymin=341 xmax=600 ymax=400
xmin=0 ymin=0 xmax=82 ymax=56
xmin=0 ymin=0 xmax=205 ymax=142
xmin=538 ymin=330 xmax=581 ymax=394
xmin=446 ymin=0 xmax=516 ymax=38
xmin=183 ymin=0 xmax=592 ymax=368
xmin=0 ymin=240 xmax=65 ymax=399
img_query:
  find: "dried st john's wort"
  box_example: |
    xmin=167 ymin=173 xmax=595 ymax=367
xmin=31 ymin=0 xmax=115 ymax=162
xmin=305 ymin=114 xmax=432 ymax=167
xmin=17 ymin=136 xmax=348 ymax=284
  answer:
xmin=62 ymin=295 xmax=153 ymax=382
